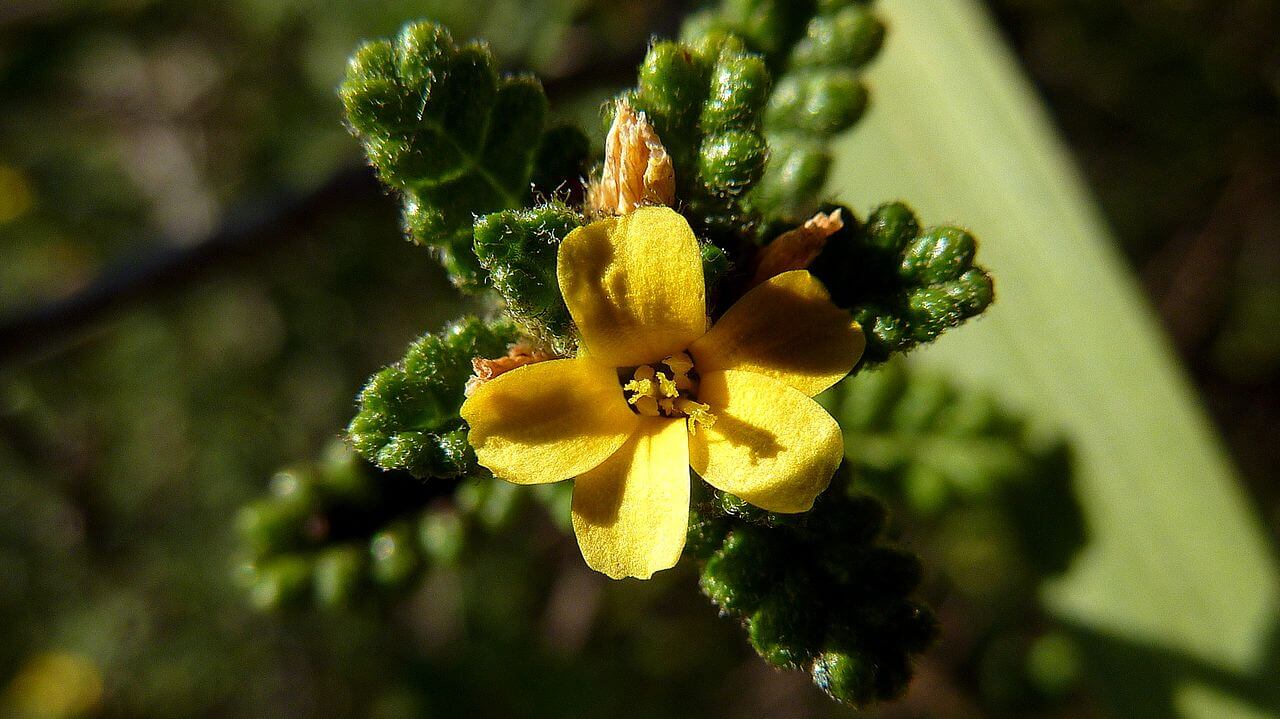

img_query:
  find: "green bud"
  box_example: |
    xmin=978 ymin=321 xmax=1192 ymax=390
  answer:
xmin=635 ymin=42 xmax=711 ymax=140
xmin=699 ymin=128 xmax=769 ymax=196
xmin=766 ymin=70 xmax=868 ymax=136
xmin=235 ymin=497 xmax=312 ymax=558
xmin=700 ymin=526 xmax=779 ymax=614
xmin=374 ymin=428 xmax=475 ymax=480
xmin=702 ymin=51 xmax=771 ymax=129
xmin=900 ymin=226 xmax=978 ymax=285
xmin=812 ymin=202 xmax=993 ymax=362
xmin=748 ymin=138 xmax=830 ymax=220
xmin=747 ymin=581 xmax=823 ymax=668
xmin=418 ymin=508 xmax=466 ymax=566
xmin=627 ymin=39 xmax=770 ymax=242
xmin=316 ymin=453 xmax=375 ymax=511
xmin=249 ymin=556 xmax=313 ymax=611
xmin=865 ymin=202 xmax=921 ymax=254
xmin=790 ymin=5 xmax=885 ymax=70
xmin=369 ymin=524 xmax=422 ymax=588
xmin=811 ymin=650 xmax=875 ymax=707
xmin=685 ymin=510 xmax=732 ymax=560
xmin=717 ymin=0 xmax=815 ymax=62
xmin=313 ymin=546 xmax=365 ymax=610
xmin=904 ymin=268 xmax=995 ymax=343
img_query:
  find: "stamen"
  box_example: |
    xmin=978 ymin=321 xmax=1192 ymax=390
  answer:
xmin=677 ymin=397 xmax=717 ymax=434
xmin=622 ymin=377 xmax=654 ymax=398
xmin=632 ymin=395 xmax=661 ymax=417
xmin=619 ymin=359 xmax=715 ymax=427
xmin=663 ymin=352 xmax=695 ymax=391
xmin=656 ymin=373 xmax=680 ymax=399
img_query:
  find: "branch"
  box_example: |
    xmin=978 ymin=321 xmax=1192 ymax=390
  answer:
xmin=0 ymin=53 xmax=646 ymax=367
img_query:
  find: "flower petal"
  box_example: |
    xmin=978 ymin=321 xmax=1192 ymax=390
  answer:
xmin=690 ymin=270 xmax=864 ymax=397
xmin=571 ymin=417 xmax=690 ymax=579
xmin=461 ymin=358 xmax=639 ymax=484
xmin=689 ymin=369 xmax=842 ymax=513
xmin=557 ymin=206 xmax=707 ymax=367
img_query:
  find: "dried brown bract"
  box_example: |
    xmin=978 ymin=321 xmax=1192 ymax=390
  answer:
xmin=587 ymin=101 xmax=675 ymax=215
xmin=749 ymin=209 xmax=845 ymax=287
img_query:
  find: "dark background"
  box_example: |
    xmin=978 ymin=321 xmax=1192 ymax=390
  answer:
xmin=0 ymin=1 xmax=1275 ymax=716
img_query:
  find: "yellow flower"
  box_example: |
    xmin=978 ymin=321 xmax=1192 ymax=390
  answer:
xmin=461 ymin=206 xmax=865 ymax=579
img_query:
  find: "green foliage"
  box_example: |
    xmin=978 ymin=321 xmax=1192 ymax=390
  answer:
xmin=340 ymin=22 xmax=574 ymax=290
xmin=682 ymin=0 xmax=886 ymax=222
xmin=623 ymin=38 xmax=771 ymax=244
xmin=825 ymin=361 xmax=1085 ymax=579
xmin=823 ymin=361 xmax=1088 ymax=709
xmin=807 ymin=202 xmax=994 ymax=362
xmin=687 ymin=474 xmax=937 ymax=708
xmin=235 ymin=442 xmax=576 ymax=611
xmin=347 ymin=317 xmax=519 ymax=478
xmin=473 ymin=203 xmax=580 ymax=352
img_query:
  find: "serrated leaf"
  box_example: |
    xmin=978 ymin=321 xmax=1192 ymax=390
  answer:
xmin=341 ymin=22 xmax=566 ymax=289
xmin=347 ymin=317 xmax=519 ymax=478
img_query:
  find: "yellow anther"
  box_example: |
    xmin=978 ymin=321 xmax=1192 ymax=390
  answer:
xmin=676 ymin=397 xmax=717 ymax=434
xmin=663 ymin=352 xmax=695 ymax=391
xmin=656 ymin=372 xmax=679 ymax=399
xmin=631 ymin=395 xmax=661 ymax=417
xmin=663 ymin=352 xmax=693 ymax=374
xmin=623 ymin=377 xmax=654 ymax=399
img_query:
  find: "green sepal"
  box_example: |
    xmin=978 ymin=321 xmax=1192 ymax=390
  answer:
xmin=789 ymin=4 xmax=885 ymax=70
xmin=473 ymin=203 xmax=580 ymax=352
xmin=347 ymin=317 xmax=519 ymax=478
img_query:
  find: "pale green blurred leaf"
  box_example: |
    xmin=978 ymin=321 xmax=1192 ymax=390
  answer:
xmin=830 ymin=1 xmax=1279 ymax=716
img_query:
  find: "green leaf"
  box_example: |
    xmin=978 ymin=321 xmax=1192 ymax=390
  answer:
xmin=805 ymin=202 xmax=993 ymax=362
xmin=473 ymin=203 xmax=580 ymax=352
xmin=624 ymin=38 xmax=771 ymax=244
xmin=340 ymin=22 xmax=565 ymax=289
xmin=684 ymin=1 xmax=886 ymax=223
xmin=689 ymin=475 xmax=936 ymax=708
xmin=830 ymin=1 xmax=1279 ymax=716
xmin=347 ymin=317 xmax=519 ymax=479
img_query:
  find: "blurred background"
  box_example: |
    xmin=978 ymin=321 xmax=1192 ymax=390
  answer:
xmin=0 ymin=0 xmax=1276 ymax=717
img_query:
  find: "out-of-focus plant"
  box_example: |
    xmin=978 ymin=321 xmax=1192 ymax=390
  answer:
xmin=232 ymin=0 xmax=1004 ymax=709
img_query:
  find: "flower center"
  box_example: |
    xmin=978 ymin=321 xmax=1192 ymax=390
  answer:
xmin=620 ymin=352 xmax=716 ymax=433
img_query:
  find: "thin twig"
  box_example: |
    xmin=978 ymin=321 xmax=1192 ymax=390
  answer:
xmin=0 ymin=50 xmax=651 ymax=366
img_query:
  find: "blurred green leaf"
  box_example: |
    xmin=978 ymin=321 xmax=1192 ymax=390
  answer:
xmin=829 ymin=1 xmax=1279 ymax=717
